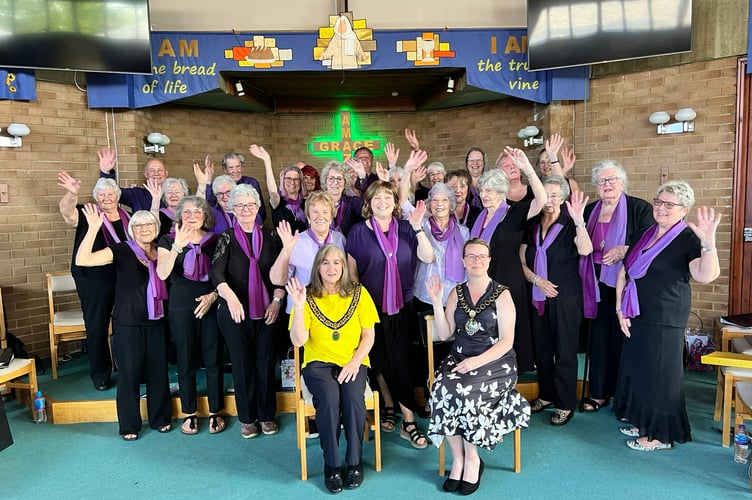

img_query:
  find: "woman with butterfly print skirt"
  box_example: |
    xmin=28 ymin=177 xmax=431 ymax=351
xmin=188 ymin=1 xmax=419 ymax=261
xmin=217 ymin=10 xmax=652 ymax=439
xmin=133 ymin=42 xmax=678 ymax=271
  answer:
xmin=426 ymin=238 xmax=530 ymax=496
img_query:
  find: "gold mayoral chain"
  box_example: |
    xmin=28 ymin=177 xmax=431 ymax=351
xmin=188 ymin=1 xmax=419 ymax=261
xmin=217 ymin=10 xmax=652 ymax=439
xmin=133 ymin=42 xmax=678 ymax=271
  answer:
xmin=306 ymin=285 xmax=362 ymax=341
xmin=455 ymin=283 xmax=506 ymax=336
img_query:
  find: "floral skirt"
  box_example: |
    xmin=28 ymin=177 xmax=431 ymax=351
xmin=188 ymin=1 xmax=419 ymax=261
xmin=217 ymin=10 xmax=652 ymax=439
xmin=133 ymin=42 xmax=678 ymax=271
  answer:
xmin=428 ymin=352 xmax=530 ymax=450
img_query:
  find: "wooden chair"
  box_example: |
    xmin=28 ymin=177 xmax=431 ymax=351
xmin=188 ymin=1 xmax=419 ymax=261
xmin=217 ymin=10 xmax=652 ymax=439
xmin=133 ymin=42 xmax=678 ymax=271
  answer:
xmin=712 ymin=344 xmax=752 ymax=447
xmin=0 ymin=288 xmax=38 ymax=417
xmin=293 ymin=346 xmax=382 ymax=480
xmin=425 ymin=315 xmax=521 ymax=474
xmin=46 ymin=272 xmax=88 ymax=379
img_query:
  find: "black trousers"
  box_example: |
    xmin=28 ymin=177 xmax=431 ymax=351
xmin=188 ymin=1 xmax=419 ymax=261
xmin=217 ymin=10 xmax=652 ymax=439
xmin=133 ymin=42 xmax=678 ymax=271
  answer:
xmin=303 ymin=361 xmax=367 ymax=468
xmin=112 ymin=322 xmax=171 ymax=435
xmin=217 ymin=301 xmax=277 ymax=424
xmin=73 ymin=274 xmax=114 ymax=384
xmin=169 ymin=304 xmax=223 ymax=414
xmin=587 ymin=284 xmax=624 ymax=400
xmin=371 ymin=300 xmax=417 ymax=412
xmin=531 ymin=293 xmax=582 ymax=411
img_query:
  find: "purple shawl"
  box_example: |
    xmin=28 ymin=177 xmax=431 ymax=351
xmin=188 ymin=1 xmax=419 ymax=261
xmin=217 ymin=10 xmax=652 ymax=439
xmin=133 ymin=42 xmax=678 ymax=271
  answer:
xmin=620 ymin=221 xmax=687 ymax=318
xmin=306 ymin=228 xmax=332 ymax=249
xmin=183 ymin=232 xmax=217 ymax=282
xmin=101 ymin=207 xmax=131 ymax=245
xmin=429 ymin=215 xmax=465 ymax=282
xmin=371 ymin=216 xmax=403 ymax=315
xmin=233 ymin=220 xmax=269 ymax=319
xmin=126 ymin=241 xmax=168 ymax=320
xmin=284 ymin=196 xmax=306 ymax=223
xmin=532 ymin=222 xmax=564 ymax=316
xmin=470 ymin=202 xmax=509 ymax=242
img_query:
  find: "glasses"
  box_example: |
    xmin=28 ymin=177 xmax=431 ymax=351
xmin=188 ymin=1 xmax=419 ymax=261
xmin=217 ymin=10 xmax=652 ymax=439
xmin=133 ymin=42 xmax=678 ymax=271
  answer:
xmin=354 ymin=155 xmax=372 ymax=162
xmin=215 ymin=190 xmax=231 ymax=198
xmin=652 ymin=198 xmax=684 ymax=210
xmin=132 ymin=223 xmax=156 ymax=231
xmin=182 ymin=209 xmax=204 ymax=216
xmin=327 ymin=176 xmax=345 ymax=184
xmin=596 ymin=176 xmax=620 ymax=186
xmin=284 ymin=177 xmax=301 ymax=183
xmin=464 ymin=254 xmax=490 ymax=262
xmin=233 ymin=202 xmax=258 ymax=212
xmin=547 ymin=193 xmax=562 ymax=200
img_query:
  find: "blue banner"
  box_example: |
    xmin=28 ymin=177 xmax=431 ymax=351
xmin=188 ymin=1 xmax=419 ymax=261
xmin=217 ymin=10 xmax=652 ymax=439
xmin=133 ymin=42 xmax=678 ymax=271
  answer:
xmin=88 ymin=28 xmax=589 ymax=109
xmin=0 ymin=69 xmax=36 ymax=101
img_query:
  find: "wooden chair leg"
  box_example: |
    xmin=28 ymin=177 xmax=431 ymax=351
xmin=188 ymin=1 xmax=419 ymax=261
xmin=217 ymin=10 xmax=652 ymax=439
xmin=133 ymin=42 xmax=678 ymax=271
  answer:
xmin=714 ymin=368 xmax=724 ymax=421
xmin=373 ymin=391 xmax=381 ymax=472
xmin=49 ymin=328 xmax=58 ymax=380
xmin=298 ymin=401 xmax=308 ymax=480
xmin=513 ymin=428 xmax=521 ymax=473
xmin=438 ymin=442 xmax=446 ymax=476
xmin=723 ymin=373 xmax=735 ymax=447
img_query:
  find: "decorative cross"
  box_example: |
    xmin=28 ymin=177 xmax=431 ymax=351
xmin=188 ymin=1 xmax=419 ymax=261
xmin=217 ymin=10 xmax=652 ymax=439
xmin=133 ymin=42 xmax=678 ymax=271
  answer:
xmin=311 ymin=110 xmax=382 ymax=160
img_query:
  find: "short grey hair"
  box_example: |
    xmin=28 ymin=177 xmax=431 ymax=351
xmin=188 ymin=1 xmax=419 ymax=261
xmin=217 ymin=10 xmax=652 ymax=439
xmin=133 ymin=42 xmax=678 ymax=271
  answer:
xmin=228 ymin=183 xmax=261 ymax=210
xmin=427 ymin=162 xmax=447 ymax=176
xmin=212 ymin=174 xmax=235 ymax=194
xmin=161 ymin=178 xmax=190 ymax=203
xmin=321 ymin=160 xmax=351 ymax=188
xmin=591 ymin=160 xmax=628 ymax=191
xmin=127 ymin=210 xmax=160 ymax=240
xmin=477 ymin=169 xmax=509 ymax=197
xmin=543 ymin=175 xmax=570 ymax=201
xmin=388 ymin=166 xmax=404 ymax=182
xmin=427 ymin=182 xmax=457 ymax=212
xmin=657 ymin=180 xmax=695 ymax=210
xmin=222 ymin=152 xmax=246 ymax=168
xmin=93 ymin=178 xmax=121 ymax=200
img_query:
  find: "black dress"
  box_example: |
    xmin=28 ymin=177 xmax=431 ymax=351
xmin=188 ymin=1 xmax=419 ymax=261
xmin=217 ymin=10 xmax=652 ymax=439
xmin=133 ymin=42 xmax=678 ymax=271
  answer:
xmin=486 ymin=201 xmax=535 ymax=373
xmin=428 ymin=281 xmax=530 ymax=449
xmin=613 ymin=227 xmax=701 ymax=444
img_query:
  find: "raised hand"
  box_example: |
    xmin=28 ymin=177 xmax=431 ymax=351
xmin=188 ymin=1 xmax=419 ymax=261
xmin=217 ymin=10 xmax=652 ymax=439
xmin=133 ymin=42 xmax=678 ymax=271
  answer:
xmin=58 ymin=171 xmax=81 ymax=195
xmin=285 ymin=277 xmax=306 ymax=308
xmin=565 ymin=190 xmax=589 ymax=223
xmin=404 ymin=128 xmax=420 ymax=151
xmin=204 ymin=154 xmax=215 ymax=179
xmin=408 ymin=199 xmax=427 ymax=227
xmin=404 ymin=149 xmax=428 ymax=172
xmin=687 ymin=207 xmax=722 ymax=248
xmin=97 ymin=147 xmax=116 ymax=173
xmin=545 ymin=133 xmax=564 ymax=162
xmin=345 ymin=157 xmax=366 ymax=179
xmin=561 ymin=146 xmax=576 ymax=175
xmin=384 ymin=142 xmax=400 ymax=167
xmin=248 ymin=144 xmax=271 ymax=162
xmin=504 ymin=146 xmax=535 ymax=176
xmin=82 ymin=203 xmax=103 ymax=230
xmin=172 ymin=221 xmax=194 ymax=249
xmin=144 ymin=177 xmax=162 ymax=201
xmin=426 ymin=274 xmax=444 ymax=303
xmin=375 ymin=161 xmax=389 ymax=182
xmin=276 ymin=219 xmax=300 ymax=249
xmin=411 ymin=164 xmax=427 ymax=184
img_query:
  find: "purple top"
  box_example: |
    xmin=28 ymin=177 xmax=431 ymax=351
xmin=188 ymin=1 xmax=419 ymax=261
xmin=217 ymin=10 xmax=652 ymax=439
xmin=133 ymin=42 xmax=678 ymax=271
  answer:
xmin=354 ymin=173 xmax=379 ymax=195
xmin=345 ymin=218 xmax=418 ymax=310
xmin=100 ymin=169 xmax=165 ymax=212
xmin=332 ymin=194 xmax=364 ymax=237
xmin=207 ymin=175 xmax=265 ymax=225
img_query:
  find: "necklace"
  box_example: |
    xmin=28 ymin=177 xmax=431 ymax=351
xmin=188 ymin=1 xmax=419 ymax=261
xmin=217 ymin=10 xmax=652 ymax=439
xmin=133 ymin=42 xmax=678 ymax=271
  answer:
xmin=597 ymin=221 xmax=606 ymax=250
xmin=306 ymin=285 xmax=362 ymax=341
xmin=455 ymin=282 xmax=506 ymax=336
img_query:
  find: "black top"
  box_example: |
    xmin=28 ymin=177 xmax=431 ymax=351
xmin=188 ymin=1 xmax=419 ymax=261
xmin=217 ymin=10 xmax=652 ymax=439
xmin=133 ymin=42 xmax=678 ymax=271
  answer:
xmin=452 ymin=281 xmax=507 ymax=358
xmin=523 ymin=212 xmax=582 ymax=297
xmin=157 ymin=210 xmax=175 ymax=241
xmin=487 ymin=201 xmax=530 ymax=287
xmin=71 ymin=204 xmax=127 ymax=280
xmin=629 ymin=227 xmax=701 ymax=328
xmin=157 ymin=234 xmax=217 ymax=311
xmin=271 ymin=202 xmax=307 ymax=233
xmin=210 ymin=227 xmax=283 ymax=307
xmin=111 ymin=242 xmax=162 ymax=327
xmin=584 ymin=195 xmax=655 ymax=248
xmin=507 ymin=185 xmax=534 ymax=206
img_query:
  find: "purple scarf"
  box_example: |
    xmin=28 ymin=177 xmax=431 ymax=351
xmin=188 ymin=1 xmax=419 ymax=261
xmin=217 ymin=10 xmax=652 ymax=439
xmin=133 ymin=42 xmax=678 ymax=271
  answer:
xmin=429 ymin=216 xmax=465 ymax=283
xmin=183 ymin=232 xmax=217 ymax=282
xmin=371 ymin=217 xmax=403 ymax=315
xmin=620 ymin=221 xmax=687 ymax=318
xmin=306 ymin=228 xmax=332 ymax=248
xmin=233 ymin=219 xmax=270 ymax=319
xmin=532 ymin=222 xmax=564 ymax=315
xmin=284 ymin=196 xmax=306 ymax=223
xmin=578 ymin=194 xmax=627 ymax=318
xmin=126 ymin=241 xmax=168 ymax=320
xmin=212 ymin=207 xmax=233 ymax=234
xmin=470 ymin=202 xmax=509 ymax=242
xmin=334 ymin=197 xmax=346 ymax=230
xmin=457 ymin=203 xmax=470 ymax=226
xmin=101 ymin=207 xmax=131 ymax=245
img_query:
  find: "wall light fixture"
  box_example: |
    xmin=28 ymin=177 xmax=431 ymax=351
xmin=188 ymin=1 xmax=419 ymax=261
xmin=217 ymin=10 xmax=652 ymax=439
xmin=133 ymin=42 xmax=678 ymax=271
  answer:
xmin=0 ymin=123 xmax=30 ymax=148
xmin=144 ymin=132 xmax=171 ymax=154
xmin=518 ymin=125 xmax=543 ymax=147
xmin=649 ymin=108 xmax=696 ymax=135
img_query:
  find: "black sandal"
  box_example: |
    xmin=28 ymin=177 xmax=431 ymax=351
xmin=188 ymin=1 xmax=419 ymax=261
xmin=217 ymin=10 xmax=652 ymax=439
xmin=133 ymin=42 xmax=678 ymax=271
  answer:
xmin=381 ymin=407 xmax=396 ymax=432
xmin=209 ymin=414 xmax=226 ymax=434
xmin=400 ymin=421 xmax=428 ymax=449
xmin=580 ymin=397 xmax=609 ymax=413
xmin=181 ymin=415 xmax=198 ymax=435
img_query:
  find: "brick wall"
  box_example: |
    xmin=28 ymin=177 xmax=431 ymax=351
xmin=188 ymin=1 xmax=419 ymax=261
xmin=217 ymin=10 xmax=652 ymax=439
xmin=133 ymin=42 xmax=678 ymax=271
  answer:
xmin=0 ymin=57 xmax=738 ymax=355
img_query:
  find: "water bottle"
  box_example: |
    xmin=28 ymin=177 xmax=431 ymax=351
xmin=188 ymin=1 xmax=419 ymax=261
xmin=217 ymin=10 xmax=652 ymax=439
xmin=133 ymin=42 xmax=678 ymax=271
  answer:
xmin=734 ymin=423 xmax=749 ymax=464
xmin=33 ymin=391 xmax=47 ymax=423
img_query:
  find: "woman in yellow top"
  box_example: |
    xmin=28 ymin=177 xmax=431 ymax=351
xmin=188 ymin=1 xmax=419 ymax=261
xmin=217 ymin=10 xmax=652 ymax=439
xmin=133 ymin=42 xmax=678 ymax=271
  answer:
xmin=287 ymin=244 xmax=379 ymax=494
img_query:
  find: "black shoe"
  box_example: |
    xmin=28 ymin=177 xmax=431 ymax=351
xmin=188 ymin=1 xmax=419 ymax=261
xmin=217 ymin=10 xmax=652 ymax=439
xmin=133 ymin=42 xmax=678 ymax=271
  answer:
xmin=324 ymin=472 xmax=343 ymax=494
xmin=94 ymin=380 xmax=110 ymax=391
xmin=345 ymin=464 xmax=363 ymax=489
xmin=458 ymin=458 xmax=484 ymax=496
xmin=442 ymin=477 xmax=461 ymax=492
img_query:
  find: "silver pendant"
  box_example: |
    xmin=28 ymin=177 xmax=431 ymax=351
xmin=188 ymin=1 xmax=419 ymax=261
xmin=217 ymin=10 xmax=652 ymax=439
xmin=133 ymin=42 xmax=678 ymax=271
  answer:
xmin=600 ymin=240 xmax=605 ymax=250
xmin=465 ymin=318 xmax=480 ymax=336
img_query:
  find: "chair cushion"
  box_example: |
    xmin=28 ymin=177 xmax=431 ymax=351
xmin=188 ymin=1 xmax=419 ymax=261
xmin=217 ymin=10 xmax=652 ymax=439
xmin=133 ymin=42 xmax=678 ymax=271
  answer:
xmin=53 ymin=310 xmax=84 ymax=327
xmin=0 ymin=357 xmax=33 ymax=382
xmin=736 ymin=381 xmax=752 ymax=408
xmin=721 ymin=366 xmax=752 ymax=377
xmin=731 ymin=337 xmax=752 ymax=355
xmin=300 ymin=374 xmax=373 ymax=405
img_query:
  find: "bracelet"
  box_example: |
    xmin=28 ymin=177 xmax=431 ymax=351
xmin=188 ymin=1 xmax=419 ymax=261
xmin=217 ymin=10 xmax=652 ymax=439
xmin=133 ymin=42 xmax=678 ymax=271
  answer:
xmin=575 ymin=223 xmax=586 ymax=228
xmin=615 ymin=308 xmax=621 ymax=314
xmin=171 ymin=244 xmax=183 ymax=254
xmin=551 ymin=160 xmax=559 ymax=164
xmin=413 ymin=227 xmax=424 ymax=234
xmin=272 ymin=296 xmax=283 ymax=303
xmin=533 ymin=276 xmax=539 ymax=287
xmin=701 ymin=246 xmax=716 ymax=253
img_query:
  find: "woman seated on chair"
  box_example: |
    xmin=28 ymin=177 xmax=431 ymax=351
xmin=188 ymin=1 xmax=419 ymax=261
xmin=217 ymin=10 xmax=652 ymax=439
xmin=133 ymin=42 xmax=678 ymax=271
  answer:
xmin=76 ymin=206 xmax=172 ymax=441
xmin=426 ymin=238 xmax=530 ymax=495
xmin=287 ymin=244 xmax=379 ymax=493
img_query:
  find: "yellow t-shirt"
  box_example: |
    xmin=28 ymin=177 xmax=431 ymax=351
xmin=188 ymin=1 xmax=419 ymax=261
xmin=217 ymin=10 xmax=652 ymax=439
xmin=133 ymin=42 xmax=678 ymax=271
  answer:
xmin=290 ymin=286 xmax=379 ymax=368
